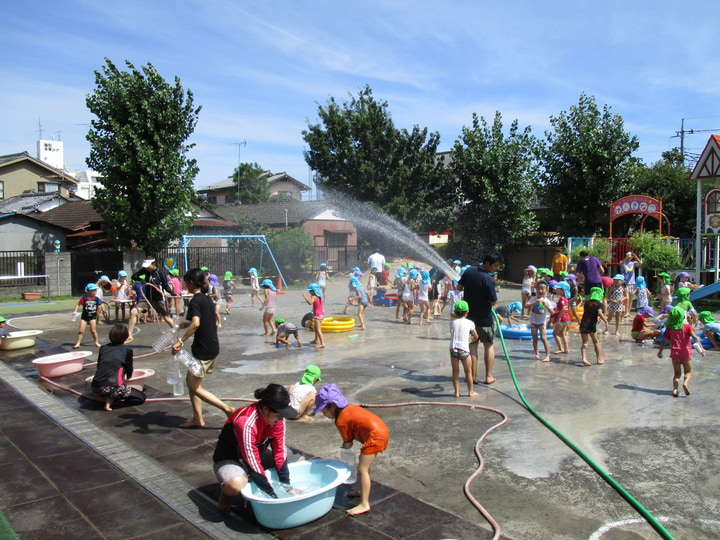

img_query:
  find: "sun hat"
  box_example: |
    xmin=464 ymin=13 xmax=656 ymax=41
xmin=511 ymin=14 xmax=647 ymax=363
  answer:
xmin=320 ymin=263 xmax=327 ymax=268
xmin=679 ymin=271 xmax=690 ymax=279
xmin=207 ymin=274 xmax=219 ymax=287
xmin=275 ymin=318 xmax=285 ymax=325
xmin=626 ymin=252 xmax=633 ymax=258
xmin=260 ymin=278 xmax=276 ymax=290
xmin=141 ymin=258 xmax=155 ymax=268
xmin=565 ymin=274 xmax=577 ymax=282
xmin=307 ymin=282 xmax=323 ymax=297
xmin=548 ymin=279 xmax=558 ymax=289
xmin=314 ymin=384 xmax=349 ymax=414
xmin=699 ymin=311 xmax=716 ymax=323
xmin=301 ymin=365 xmax=322 ymax=385
xmin=508 ymin=301 xmax=523 ymax=313
xmin=383 ymin=263 xmax=391 ymax=268
xmin=558 ymin=271 xmax=568 ymax=278
xmin=169 ymin=269 xmax=179 ymax=276
xmin=118 ymin=270 xmax=128 ymax=277
xmin=454 ymin=300 xmax=469 ymax=313
xmin=85 ymin=283 xmax=98 ymax=291
xmin=224 ymin=271 xmax=233 ymax=281
xmin=0 ymin=316 xmax=6 ymax=323
xmin=99 ymin=275 xmax=110 ymax=282
xmin=555 ymin=281 xmax=571 ymax=298
xmin=613 ymin=274 xmax=624 ymax=280
xmin=666 ymin=307 xmax=686 ymax=330
xmin=588 ymin=287 xmax=604 ymax=302
xmin=636 ymin=276 xmax=646 ymax=290
xmin=639 ymin=306 xmax=654 ymax=317
xmin=408 ymin=269 xmax=419 ymax=280
xmin=453 ymin=260 xmax=461 ymax=265
xmin=353 ymin=269 xmax=364 ymax=278
xmin=200 ymin=266 xmax=209 ymax=272
xmin=248 ymin=267 xmax=257 ymax=275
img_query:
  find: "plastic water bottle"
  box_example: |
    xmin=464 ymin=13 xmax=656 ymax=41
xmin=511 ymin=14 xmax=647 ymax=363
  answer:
xmin=176 ymin=349 xmax=203 ymax=377
xmin=340 ymin=447 xmax=357 ymax=484
xmin=173 ymin=378 xmax=185 ymax=396
xmin=71 ymin=312 xmax=79 ymax=323
xmin=166 ymin=354 xmax=181 ymax=385
xmin=152 ymin=329 xmax=176 ymax=353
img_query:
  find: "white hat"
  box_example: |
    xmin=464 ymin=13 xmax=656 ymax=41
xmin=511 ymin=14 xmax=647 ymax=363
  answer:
xmin=141 ymin=258 xmax=155 ymax=268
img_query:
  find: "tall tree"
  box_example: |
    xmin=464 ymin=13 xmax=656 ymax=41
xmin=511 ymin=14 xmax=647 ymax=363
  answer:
xmin=230 ymin=162 xmax=271 ymax=204
xmin=302 ymin=85 xmax=452 ymax=231
xmin=631 ymin=149 xmax=698 ymax=238
xmin=86 ymin=59 xmax=200 ymax=253
xmin=450 ymin=111 xmax=540 ymax=253
xmin=541 ymin=93 xmax=639 ymax=237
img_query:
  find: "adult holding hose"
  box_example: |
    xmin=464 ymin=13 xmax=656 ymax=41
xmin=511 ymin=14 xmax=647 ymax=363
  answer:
xmin=212 ymin=384 xmax=304 ymax=512
xmin=172 ymin=268 xmax=234 ymax=428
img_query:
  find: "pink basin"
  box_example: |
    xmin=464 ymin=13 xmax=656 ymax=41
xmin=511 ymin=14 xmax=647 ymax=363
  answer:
xmin=85 ymin=368 xmax=155 ymax=391
xmin=32 ymin=351 xmax=92 ymax=378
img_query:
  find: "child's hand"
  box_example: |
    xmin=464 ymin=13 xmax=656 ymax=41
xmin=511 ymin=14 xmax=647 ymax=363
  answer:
xmin=657 ymin=351 xmax=663 ymax=359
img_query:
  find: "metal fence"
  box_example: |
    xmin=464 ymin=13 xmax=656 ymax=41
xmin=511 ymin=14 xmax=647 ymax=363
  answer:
xmin=0 ymin=251 xmax=46 ymax=287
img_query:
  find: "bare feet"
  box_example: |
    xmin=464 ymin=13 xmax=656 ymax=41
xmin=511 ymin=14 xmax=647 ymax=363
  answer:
xmin=672 ymin=389 xmax=679 ymax=397
xmin=95 ymin=342 xmax=101 ymax=347
xmin=482 ymin=378 xmax=496 ymax=385
xmin=542 ymin=356 xmax=550 ymax=362
xmin=316 ymin=344 xmax=325 ymax=348
xmin=682 ymin=382 xmax=690 ymax=395
xmin=72 ymin=344 xmax=80 ymax=349
xmin=179 ymin=420 xmax=205 ymax=429
xmin=347 ymin=503 xmax=370 ymax=515
xmin=217 ymin=493 xmax=231 ymax=513
xmin=582 ymin=360 xmax=592 ymax=367
xmin=597 ymin=359 xmax=605 ymax=364
xmin=297 ymin=416 xmax=314 ymax=423
xmin=468 ymin=391 xmax=478 ymax=397
xmin=454 ymin=392 xmax=461 ymax=398
xmin=309 ymin=340 xmax=318 ymax=345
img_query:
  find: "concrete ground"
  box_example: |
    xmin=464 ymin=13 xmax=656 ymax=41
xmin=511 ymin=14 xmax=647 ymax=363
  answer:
xmin=2 ymin=270 xmax=720 ymax=539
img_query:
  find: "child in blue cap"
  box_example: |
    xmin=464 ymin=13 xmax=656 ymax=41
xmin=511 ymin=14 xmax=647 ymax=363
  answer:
xmin=303 ymin=283 xmax=325 ymax=348
xmin=72 ymin=283 xmax=103 ymax=348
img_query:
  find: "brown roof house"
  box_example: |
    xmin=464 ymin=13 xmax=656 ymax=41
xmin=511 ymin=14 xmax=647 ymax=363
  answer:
xmin=0 ymin=151 xmax=78 ymax=200
xmin=198 ymin=171 xmax=311 ymax=205
xmin=215 ymin=200 xmax=358 ymax=271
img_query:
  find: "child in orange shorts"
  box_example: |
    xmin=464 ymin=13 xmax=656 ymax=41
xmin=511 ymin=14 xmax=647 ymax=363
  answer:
xmin=315 ymin=383 xmax=389 ymax=515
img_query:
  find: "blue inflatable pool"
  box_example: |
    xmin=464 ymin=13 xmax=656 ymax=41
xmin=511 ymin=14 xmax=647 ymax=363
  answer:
xmin=657 ymin=327 xmax=712 ymax=349
xmin=497 ymin=324 xmax=554 ymax=340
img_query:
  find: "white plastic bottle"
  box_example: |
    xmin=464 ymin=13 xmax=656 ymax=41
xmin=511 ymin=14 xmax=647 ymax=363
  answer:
xmin=173 ymin=377 xmax=185 ymax=396
xmin=166 ymin=355 xmax=181 ymax=385
xmin=340 ymin=447 xmax=357 ymax=484
xmin=176 ymin=350 xmax=203 ymax=376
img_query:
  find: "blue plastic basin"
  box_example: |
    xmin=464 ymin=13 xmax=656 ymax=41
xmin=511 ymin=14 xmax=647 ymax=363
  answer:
xmin=241 ymin=459 xmax=351 ymax=529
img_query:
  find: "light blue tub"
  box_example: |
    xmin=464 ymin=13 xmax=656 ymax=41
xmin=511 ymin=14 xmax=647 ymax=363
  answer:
xmin=241 ymin=459 xmax=351 ymax=529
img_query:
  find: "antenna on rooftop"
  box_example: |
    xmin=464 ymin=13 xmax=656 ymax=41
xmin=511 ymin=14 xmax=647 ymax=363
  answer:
xmin=37 ymin=118 xmax=44 ymax=140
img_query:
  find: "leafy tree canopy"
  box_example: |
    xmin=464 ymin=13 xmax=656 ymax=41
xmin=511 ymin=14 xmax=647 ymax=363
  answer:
xmin=630 ymin=149 xmax=698 ymax=238
xmin=541 ymin=93 xmax=640 ymax=238
xmin=451 ymin=112 xmax=540 ymax=252
xmin=86 ymin=59 xmax=200 ymax=253
xmin=229 ymin=162 xmax=272 ymax=205
xmin=303 ymin=85 xmax=453 ymax=231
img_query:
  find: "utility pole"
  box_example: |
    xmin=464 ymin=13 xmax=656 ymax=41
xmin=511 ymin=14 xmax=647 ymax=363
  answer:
xmin=231 ymin=140 xmax=246 ymax=204
xmin=674 ymin=118 xmax=720 ymax=165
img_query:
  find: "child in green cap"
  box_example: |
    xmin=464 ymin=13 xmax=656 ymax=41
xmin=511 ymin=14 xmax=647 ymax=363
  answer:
xmin=449 ymin=300 xmax=479 ymax=397
xmin=0 ymin=316 xmax=8 ymax=338
xmin=658 ymin=306 xmax=705 ymax=397
xmin=580 ymin=287 xmax=609 ymax=366
xmin=222 ymin=271 xmax=235 ymax=315
xmin=288 ymin=365 xmax=322 ymax=421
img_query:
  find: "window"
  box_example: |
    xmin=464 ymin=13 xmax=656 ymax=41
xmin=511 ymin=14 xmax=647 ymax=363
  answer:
xmin=707 ymin=189 xmax=720 ymax=215
xmin=37 ymin=182 xmax=59 ymax=193
xmin=207 ymin=196 xmax=217 ymax=205
xmin=0 ymin=180 xmax=4 ymax=199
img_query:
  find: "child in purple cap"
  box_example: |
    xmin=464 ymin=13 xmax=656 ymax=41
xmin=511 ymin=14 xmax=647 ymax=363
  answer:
xmin=631 ymin=306 xmax=660 ymax=343
xmin=316 ymin=384 xmax=389 ymax=515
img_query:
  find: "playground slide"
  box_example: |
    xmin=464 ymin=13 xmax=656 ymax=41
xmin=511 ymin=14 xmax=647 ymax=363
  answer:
xmin=689 ymin=281 xmax=720 ymax=302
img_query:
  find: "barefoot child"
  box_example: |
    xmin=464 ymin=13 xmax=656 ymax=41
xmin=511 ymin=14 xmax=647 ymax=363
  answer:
xmin=449 ymin=300 xmax=479 ymax=397
xmin=657 ymin=307 xmax=704 ymax=397
xmin=315 ymin=384 xmax=389 ymax=515
xmin=606 ymin=274 xmax=628 ymax=335
xmin=303 ymin=283 xmax=325 ymax=348
xmin=248 ymin=268 xmax=261 ymax=307
xmin=72 ymin=283 xmax=103 ymax=348
xmin=275 ymin=318 xmax=302 ymax=348
xmin=525 ymin=281 xmax=555 ymax=362
xmin=259 ymin=279 xmax=277 ymax=336
xmin=552 ymin=281 xmax=571 ymax=354
xmin=288 ymin=365 xmax=322 ymax=421
xmin=631 ymin=306 xmax=661 ymax=343
xmin=90 ymin=324 xmax=146 ymax=411
xmin=580 ymin=287 xmax=609 ymax=366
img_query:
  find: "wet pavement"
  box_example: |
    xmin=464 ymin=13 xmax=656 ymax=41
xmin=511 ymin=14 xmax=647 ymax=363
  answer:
xmin=2 ymin=273 xmax=720 ymax=539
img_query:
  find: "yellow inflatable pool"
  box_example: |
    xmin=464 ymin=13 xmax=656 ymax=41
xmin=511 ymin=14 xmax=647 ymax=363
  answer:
xmin=321 ymin=316 xmax=356 ymax=333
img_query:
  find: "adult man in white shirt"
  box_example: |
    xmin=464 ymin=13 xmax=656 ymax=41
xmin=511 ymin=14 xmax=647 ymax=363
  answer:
xmin=367 ymin=249 xmax=385 ymax=272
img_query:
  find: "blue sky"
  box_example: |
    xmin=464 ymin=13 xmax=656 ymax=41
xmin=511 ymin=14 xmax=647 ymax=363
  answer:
xmin=2 ymin=1 xmax=719 ymax=193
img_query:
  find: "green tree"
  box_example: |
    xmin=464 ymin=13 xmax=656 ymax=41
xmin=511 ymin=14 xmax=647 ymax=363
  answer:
xmin=86 ymin=59 xmax=200 ymax=253
xmin=450 ymin=112 xmax=540 ymax=252
xmin=541 ymin=93 xmax=640 ymax=238
xmin=269 ymin=227 xmax=315 ymax=281
xmin=631 ymin=149 xmax=697 ymax=238
xmin=302 ymin=85 xmax=452 ymax=231
xmin=230 ymin=162 xmax=271 ymax=205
